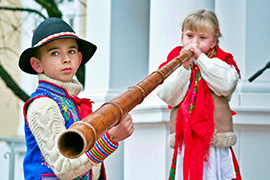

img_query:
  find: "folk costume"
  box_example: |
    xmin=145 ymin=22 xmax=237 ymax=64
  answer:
xmin=157 ymin=46 xmax=241 ymax=180
xmin=23 ymin=74 xmax=118 ymax=180
xmin=17 ymin=18 xmax=115 ymax=180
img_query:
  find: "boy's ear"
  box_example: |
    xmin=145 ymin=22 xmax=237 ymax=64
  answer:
xmin=30 ymin=57 xmax=43 ymax=73
xmin=78 ymin=52 xmax=83 ymax=66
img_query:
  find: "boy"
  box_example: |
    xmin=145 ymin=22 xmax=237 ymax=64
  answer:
xmin=19 ymin=18 xmax=134 ymax=180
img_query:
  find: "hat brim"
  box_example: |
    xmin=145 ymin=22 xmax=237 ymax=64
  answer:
xmin=19 ymin=36 xmax=97 ymax=75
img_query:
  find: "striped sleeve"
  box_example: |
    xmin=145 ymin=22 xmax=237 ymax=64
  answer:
xmin=86 ymin=132 xmax=119 ymax=163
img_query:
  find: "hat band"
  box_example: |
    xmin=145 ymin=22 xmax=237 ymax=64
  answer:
xmin=34 ymin=32 xmax=80 ymax=47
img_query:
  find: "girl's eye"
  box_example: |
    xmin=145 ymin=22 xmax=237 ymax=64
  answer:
xmin=187 ymin=34 xmax=193 ymax=38
xmin=51 ymin=51 xmax=59 ymax=56
xmin=69 ymin=49 xmax=76 ymax=54
xmin=200 ymin=36 xmax=206 ymax=39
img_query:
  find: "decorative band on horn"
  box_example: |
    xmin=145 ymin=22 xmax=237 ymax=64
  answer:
xmin=153 ymin=71 xmax=165 ymax=84
xmin=102 ymin=102 xmax=124 ymax=123
xmin=76 ymin=121 xmax=97 ymax=142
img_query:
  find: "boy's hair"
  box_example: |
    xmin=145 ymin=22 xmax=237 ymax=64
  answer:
xmin=33 ymin=48 xmax=41 ymax=60
xmin=182 ymin=9 xmax=222 ymax=45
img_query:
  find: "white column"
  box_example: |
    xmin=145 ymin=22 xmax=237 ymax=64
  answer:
xmin=85 ymin=2 xmax=122 ymax=179
xmin=124 ymin=123 xmax=172 ymax=180
xmin=83 ymin=1 xmax=111 ymax=104
xmin=216 ymin=1 xmax=270 ymax=179
xmin=84 ymin=0 xmax=150 ymax=102
xmin=85 ymin=1 xmax=150 ymax=180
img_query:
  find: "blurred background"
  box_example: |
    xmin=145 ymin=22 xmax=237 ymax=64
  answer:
xmin=0 ymin=0 xmax=270 ymax=179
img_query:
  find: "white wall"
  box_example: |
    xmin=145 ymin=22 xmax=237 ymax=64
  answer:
xmin=217 ymin=1 xmax=270 ymax=178
xmin=4 ymin=0 xmax=269 ymax=179
xmin=85 ymin=0 xmax=270 ymax=180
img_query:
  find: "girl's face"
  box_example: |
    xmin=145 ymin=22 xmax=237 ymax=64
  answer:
xmin=31 ymin=38 xmax=82 ymax=82
xmin=181 ymin=28 xmax=217 ymax=54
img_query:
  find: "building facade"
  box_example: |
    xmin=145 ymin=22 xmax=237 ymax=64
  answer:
xmin=1 ymin=0 xmax=270 ymax=179
xmin=85 ymin=0 xmax=270 ymax=179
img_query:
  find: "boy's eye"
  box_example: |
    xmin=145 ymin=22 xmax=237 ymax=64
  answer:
xmin=51 ymin=51 xmax=59 ymax=56
xmin=69 ymin=49 xmax=76 ymax=54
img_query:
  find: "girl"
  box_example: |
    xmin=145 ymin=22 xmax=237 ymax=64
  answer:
xmin=157 ymin=9 xmax=241 ymax=180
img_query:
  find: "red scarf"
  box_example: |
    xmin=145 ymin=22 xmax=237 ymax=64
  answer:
xmin=160 ymin=46 xmax=240 ymax=180
xmin=175 ymin=66 xmax=214 ymax=180
xmin=72 ymin=96 xmax=93 ymax=119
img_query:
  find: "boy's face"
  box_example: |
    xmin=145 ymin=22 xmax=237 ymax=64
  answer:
xmin=30 ymin=38 xmax=82 ymax=82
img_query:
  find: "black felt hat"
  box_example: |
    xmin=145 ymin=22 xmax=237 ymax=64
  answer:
xmin=19 ymin=18 xmax=97 ymax=74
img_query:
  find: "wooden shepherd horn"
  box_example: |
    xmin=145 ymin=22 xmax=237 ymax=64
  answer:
xmin=58 ymin=50 xmax=193 ymax=158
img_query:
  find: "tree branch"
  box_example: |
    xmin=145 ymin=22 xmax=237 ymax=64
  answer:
xmin=0 ymin=6 xmax=46 ymax=19
xmin=34 ymin=0 xmax=62 ymax=18
xmin=0 ymin=63 xmax=30 ymax=102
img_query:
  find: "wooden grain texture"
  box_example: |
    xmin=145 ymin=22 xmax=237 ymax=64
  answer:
xmin=58 ymin=50 xmax=193 ymax=158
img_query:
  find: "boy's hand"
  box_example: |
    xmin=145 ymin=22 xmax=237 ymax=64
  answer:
xmin=107 ymin=114 xmax=134 ymax=143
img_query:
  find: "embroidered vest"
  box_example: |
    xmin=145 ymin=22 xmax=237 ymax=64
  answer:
xmin=23 ymin=80 xmax=92 ymax=180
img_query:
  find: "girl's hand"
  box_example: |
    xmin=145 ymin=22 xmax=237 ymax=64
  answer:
xmin=180 ymin=45 xmax=195 ymax=70
xmin=180 ymin=43 xmax=202 ymax=70
xmin=190 ymin=43 xmax=202 ymax=59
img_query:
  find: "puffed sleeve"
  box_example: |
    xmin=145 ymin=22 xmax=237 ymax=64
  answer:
xmin=157 ymin=66 xmax=191 ymax=107
xmin=196 ymin=53 xmax=239 ymax=98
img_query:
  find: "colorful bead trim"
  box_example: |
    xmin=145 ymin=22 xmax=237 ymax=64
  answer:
xmin=86 ymin=133 xmax=118 ymax=163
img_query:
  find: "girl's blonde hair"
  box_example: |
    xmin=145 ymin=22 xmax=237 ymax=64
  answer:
xmin=182 ymin=9 xmax=222 ymax=45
